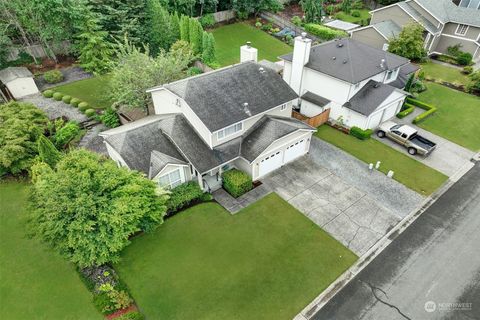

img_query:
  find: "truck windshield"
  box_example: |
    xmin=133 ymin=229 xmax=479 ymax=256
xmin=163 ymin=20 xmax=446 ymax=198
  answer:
xmin=391 ymin=125 xmax=402 ymax=130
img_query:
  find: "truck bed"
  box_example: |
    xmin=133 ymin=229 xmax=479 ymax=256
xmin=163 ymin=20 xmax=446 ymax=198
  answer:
xmin=410 ymin=134 xmax=436 ymax=151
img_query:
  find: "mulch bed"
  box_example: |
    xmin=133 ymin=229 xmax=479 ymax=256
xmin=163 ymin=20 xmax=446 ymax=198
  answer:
xmin=106 ymin=304 xmax=138 ymax=320
xmin=27 ymin=55 xmax=77 ymax=74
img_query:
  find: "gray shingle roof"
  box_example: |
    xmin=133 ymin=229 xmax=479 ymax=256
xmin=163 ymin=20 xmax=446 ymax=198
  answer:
xmin=343 ymin=80 xmax=399 ymax=116
xmin=301 ymin=91 xmax=331 ymax=107
xmin=157 ymin=61 xmax=298 ymax=132
xmin=415 ymin=0 xmax=480 ymax=27
xmin=280 ymin=38 xmax=409 ymax=84
xmin=150 ymin=150 xmax=187 ymax=178
xmin=0 ymin=67 xmax=33 ymax=83
xmin=373 ymin=20 xmax=402 ymax=39
xmin=390 ymin=63 xmax=420 ymax=89
xmin=397 ymin=2 xmax=440 ymax=33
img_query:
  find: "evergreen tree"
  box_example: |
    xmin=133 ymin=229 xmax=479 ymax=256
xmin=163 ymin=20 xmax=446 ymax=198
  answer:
xmin=202 ymin=32 xmax=216 ymax=64
xmin=146 ymin=0 xmax=177 ymax=55
xmin=180 ymin=15 xmax=190 ymax=42
xmin=301 ymin=0 xmax=323 ymax=23
xmin=189 ymin=18 xmax=203 ymax=55
xmin=37 ymin=135 xmax=61 ymax=169
xmin=404 ymin=73 xmax=415 ymax=92
xmin=171 ymin=12 xmax=181 ymax=42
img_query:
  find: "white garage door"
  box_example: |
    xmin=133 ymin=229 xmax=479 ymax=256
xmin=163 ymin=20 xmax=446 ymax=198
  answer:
xmin=381 ymin=103 xmax=398 ymax=122
xmin=259 ymin=150 xmax=284 ymax=177
xmin=368 ymin=111 xmax=384 ymax=129
xmin=284 ymin=139 xmax=306 ymax=164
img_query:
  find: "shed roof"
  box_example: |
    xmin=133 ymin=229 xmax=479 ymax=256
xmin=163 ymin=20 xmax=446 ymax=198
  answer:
xmin=0 ymin=67 xmax=33 ymax=83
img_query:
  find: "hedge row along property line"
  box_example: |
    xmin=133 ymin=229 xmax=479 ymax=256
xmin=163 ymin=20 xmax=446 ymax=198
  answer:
xmin=43 ymin=89 xmax=97 ymax=118
xmin=406 ymin=97 xmax=438 ymax=124
xmin=396 ymin=102 xmax=416 ymax=119
xmin=349 ymin=126 xmax=373 ymax=140
xmin=304 ymin=23 xmax=348 ymax=41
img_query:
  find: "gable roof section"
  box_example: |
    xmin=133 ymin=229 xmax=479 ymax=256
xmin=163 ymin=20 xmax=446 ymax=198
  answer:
xmin=374 ymin=20 xmax=402 ymax=39
xmin=344 ymin=80 xmax=400 ymax=116
xmin=397 ymin=2 xmax=440 ymax=33
xmin=280 ymin=38 xmax=409 ymax=84
xmin=0 ymin=67 xmax=33 ymax=83
xmin=415 ymin=0 xmax=480 ymax=27
xmin=153 ymin=61 xmax=298 ymax=132
xmin=150 ymin=150 xmax=188 ymax=178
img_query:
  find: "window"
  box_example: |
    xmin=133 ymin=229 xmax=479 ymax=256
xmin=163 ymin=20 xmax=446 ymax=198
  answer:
xmin=280 ymin=103 xmax=287 ymax=111
xmin=217 ymin=122 xmax=243 ymax=140
xmin=158 ymin=169 xmax=182 ymax=189
xmin=386 ymin=70 xmax=394 ymax=80
xmin=455 ymin=24 xmax=469 ymax=36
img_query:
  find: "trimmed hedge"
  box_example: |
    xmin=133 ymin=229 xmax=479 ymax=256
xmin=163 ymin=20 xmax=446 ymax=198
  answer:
xmin=52 ymin=92 xmax=64 ymax=101
xmin=43 ymin=70 xmax=64 ymax=84
xmin=62 ymin=95 xmax=72 ymax=104
xmin=166 ymin=181 xmax=205 ymax=214
xmin=407 ymin=97 xmax=437 ymax=124
xmin=304 ymin=24 xmax=347 ymax=40
xmin=42 ymin=89 xmax=54 ymax=98
xmin=349 ymin=126 xmax=373 ymax=140
xmin=70 ymin=98 xmax=81 ymax=107
xmin=222 ymin=169 xmax=253 ymax=198
xmin=85 ymin=108 xmax=96 ymax=117
xmin=396 ymin=102 xmax=415 ymax=119
xmin=78 ymin=102 xmax=89 ymax=111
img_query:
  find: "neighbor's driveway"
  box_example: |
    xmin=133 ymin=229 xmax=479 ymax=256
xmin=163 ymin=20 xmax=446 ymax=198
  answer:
xmin=374 ymin=110 xmax=475 ymax=177
xmin=262 ymin=138 xmax=423 ymax=256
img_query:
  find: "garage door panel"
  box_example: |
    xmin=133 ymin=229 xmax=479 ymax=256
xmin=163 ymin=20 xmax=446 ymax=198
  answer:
xmin=259 ymin=150 xmax=283 ymax=177
xmin=382 ymin=104 xmax=397 ymax=121
xmin=284 ymin=139 xmax=307 ymax=164
xmin=368 ymin=111 xmax=383 ymax=129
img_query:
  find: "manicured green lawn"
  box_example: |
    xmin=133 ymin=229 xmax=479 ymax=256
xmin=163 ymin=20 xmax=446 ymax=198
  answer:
xmin=116 ymin=193 xmax=357 ymax=320
xmin=211 ymin=22 xmax=292 ymax=66
xmin=315 ymin=126 xmax=448 ymax=196
xmin=417 ymin=82 xmax=480 ymax=151
xmin=53 ymin=75 xmax=113 ymax=109
xmin=420 ymin=61 xmax=470 ymax=86
xmin=0 ymin=181 xmax=100 ymax=320
xmin=335 ymin=9 xmax=371 ymax=24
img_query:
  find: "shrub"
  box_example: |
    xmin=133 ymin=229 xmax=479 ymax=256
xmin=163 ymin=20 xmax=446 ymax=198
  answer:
xmin=37 ymin=135 xmax=61 ymax=168
xmin=352 ymin=0 xmax=363 ymax=9
xmin=463 ymin=66 xmax=473 ymax=75
xmin=457 ymin=52 xmax=472 ymax=66
xmin=291 ymin=16 xmax=302 ymax=26
xmin=396 ymin=102 xmax=415 ymax=119
xmin=93 ymin=292 xmax=115 ymax=315
xmin=199 ymin=13 xmax=216 ymax=28
xmin=222 ymin=169 xmax=253 ymax=198
xmin=42 ymin=90 xmax=54 ymax=98
xmin=187 ymin=66 xmax=203 ymax=76
xmin=166 ymin=181 xmax=205 ymax=214
xmin=70 ymin=98 xmax=81 ymax=107
xmin=304 ymin=24 xmax=347 ymax=40
xmin=349 ymin=126 xmax=373 ymax=140
xmin=78 ymin=102 xmax=89 ymax=111
xmin=261 ymin=23 xmax=273 ymax=32
xmin=255 ymin=21 xmax=262 ymax=28
xmin=85 ymin=108 xmax=96 ymax=117
xmin=407 ymin=97 xmax=437 ymax=123
xmin=100 ymin=108 xmax=120 ymax=128
xmin=52 ymin=92 xmax=64 ymax=101
xmin=43 ymin=70 xmax=64 ymax=84
xmin=115 ymin=311 xmax=144 ymax=320
xmin=62 ymin=95 xmax=72 ymax=104
xmin=351 ymin=10 xmax=361 ymax=17
xmin=54 ymin=121 xmax=80 ymax=148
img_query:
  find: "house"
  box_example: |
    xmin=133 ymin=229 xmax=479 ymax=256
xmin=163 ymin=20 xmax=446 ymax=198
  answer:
xmin=0 ymin=67 xmax=39 ymax=100
xmin=100 ymin=60 xmax=315 ymax=192
xmin=280 ymin=35 xmax=413 ymax=130
xmin=350 ymin=0 xmax=480 ymax=60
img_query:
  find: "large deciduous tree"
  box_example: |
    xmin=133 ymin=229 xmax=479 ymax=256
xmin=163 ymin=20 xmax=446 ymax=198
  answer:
xmin=388 ymin=23 xmax=427 ymax=61
xmin=0 ymin=101 xmax=48 ymax=175
xmin=232 ymin=0 xmax=283 ymax=19
xmin=28 ymin=149 xmax=167 ymax=267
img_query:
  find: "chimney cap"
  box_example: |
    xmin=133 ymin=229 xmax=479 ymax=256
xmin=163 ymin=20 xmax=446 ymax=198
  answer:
xmin=246 ymin=41 xmax=251 ymax=48
xmin=301 ymin=32 xmax=307 ymax=39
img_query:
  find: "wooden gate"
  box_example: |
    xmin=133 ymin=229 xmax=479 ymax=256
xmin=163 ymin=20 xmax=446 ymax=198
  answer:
xmin=292 ymin=109 xmax=330 ymax=128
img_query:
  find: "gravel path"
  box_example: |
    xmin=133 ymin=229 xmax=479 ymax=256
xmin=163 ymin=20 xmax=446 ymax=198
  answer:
xmin=310 ymin=137 xmax=424 ymax=217
xmin=20 ymin=93 xmax=88 ymax=122
xmin=35 ymin=66 xmax=92 ymax=91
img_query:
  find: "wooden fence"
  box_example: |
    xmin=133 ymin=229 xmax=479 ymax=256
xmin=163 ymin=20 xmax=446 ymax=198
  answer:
xmin=292 ymin=109 xmax=330 ymax=128
xmin=7 ymin=41 xmax=71 ymax=61
xmin=213 ymin=10 xmax=235 ymax=23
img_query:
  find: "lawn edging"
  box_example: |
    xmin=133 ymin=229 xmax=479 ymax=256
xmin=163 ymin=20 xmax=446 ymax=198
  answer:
xmin=294 ymin=157 xmax=476 ymax=320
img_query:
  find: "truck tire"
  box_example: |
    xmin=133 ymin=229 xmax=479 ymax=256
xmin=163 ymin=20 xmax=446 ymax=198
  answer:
xmin=377 ymin=130 xmax=386 ymax=138
xmin=408 ymin=147 xmax=417 ymax=155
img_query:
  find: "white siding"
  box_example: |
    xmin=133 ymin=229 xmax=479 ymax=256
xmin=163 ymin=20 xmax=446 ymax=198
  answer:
xmin=7 ymin=77 xmax=38 ymax=99
xmin=233 ymin=157 xmax=253 ymax=175
xmin=105 ymin=142 xmax=130 ymax=169
xmin=301 ymin=100 xmax=330 ymax=117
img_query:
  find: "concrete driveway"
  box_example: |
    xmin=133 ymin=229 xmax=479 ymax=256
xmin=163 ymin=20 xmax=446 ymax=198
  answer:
xmin=373 ymin=110 xmax=475 ymax=177
xmin=262 ymin=139 xmax=423 ymax=256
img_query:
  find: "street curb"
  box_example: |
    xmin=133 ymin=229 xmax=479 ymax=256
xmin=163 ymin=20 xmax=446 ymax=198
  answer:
xmin=293 ymin=156 xmax=477 ymax=320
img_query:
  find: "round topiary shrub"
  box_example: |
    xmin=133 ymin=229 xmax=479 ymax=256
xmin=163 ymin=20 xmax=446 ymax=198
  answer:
xmin=351 ymin=10 xmax=361 ymax=17
xmin=53 ymin=92 xmax=64 ymax=101
xmin=70 ymin=98 xmax=81 ymax=107
xmin=42 ymin=90 xmax=54 ymax=98
xmin=85 ymin=109 xmax=96 ymax=117
xmin=78 ymin=102 xmax=89 ymax=111
xmin=62 ymin=95 xmax=72 ymax=104
xmin=43 ymin=70 xmax=64 ymax=84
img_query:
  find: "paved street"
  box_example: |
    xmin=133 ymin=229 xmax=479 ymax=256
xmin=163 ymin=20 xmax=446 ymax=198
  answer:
xmin=312 ymin=161 xmax=480 ymax=320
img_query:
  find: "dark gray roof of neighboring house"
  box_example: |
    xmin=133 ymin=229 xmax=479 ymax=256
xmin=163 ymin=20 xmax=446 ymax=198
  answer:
xmin=0 ymin=67 xmax=33 ymax=83
xmin=390 ymin=63 xmax=420 ymax=89
xmin=301 ymin=91 xmax=331 ymax=107
xmin=280 ymin=38 xmax=409 ymax=84
xmin=156 ymin=61 xmax=298 ymax=132
xmin=241 ymin=116 xmax=314 ymax=162
xmin=415 ymin=0 xmax=480 ymax=27
xmin=373 ymin=20 xmax=402 ymax=39
xmin=343 ymin=80 xmax=399 ymax=116
xmin=397 ymin=2 xmax=440 ymax=33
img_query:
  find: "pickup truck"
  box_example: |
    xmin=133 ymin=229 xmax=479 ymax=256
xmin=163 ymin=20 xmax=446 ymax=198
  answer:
xmin=377 ymin=121 xmax=436 ymax=156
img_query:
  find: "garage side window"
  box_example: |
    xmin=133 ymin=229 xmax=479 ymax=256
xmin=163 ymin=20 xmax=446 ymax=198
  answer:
xmin=158 ymin=169 xmax=183 ymax=189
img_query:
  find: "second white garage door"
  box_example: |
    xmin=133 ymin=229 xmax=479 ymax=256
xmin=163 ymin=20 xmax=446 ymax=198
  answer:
xmin=284 ymin=139 xmax=306 ymax=164
xmin=258 ymin=150 xmax=283 ymax=177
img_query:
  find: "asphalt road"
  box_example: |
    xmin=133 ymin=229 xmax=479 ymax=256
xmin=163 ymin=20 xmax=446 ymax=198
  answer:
xmin=312 ymin=162 xmax=480 ymax=320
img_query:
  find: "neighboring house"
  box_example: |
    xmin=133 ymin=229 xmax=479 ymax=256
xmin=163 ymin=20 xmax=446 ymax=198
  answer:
xmin=100 ymin=60 xmax=315 ymax=192
xmin=0 ymin=67 xmax=39 ymax=100
xmin=280 ymin=35 xmax=414 ymax=130
xmin=351 ymin=0 xmax=480 ymax=60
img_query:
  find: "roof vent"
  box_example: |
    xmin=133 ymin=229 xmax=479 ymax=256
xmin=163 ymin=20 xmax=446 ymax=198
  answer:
xmin=380 ymin=59 xmax=386 ymax=69
xmin=374 ymin=83 xmax=380 ymax=88
xmin=332 ymin=56 xmax=336 ymax=60
xmin=337 ymin=43 xmax=344 ymax=48
xmin=243 ymin=102 xmax=252 ymax=116
xmin=343 ymin=59 xmax=348 ymax=64
xmin=246 ymin=41 xmax=251 ymax=48
xmin=259 ymin=67 xmax=266 ymax=73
